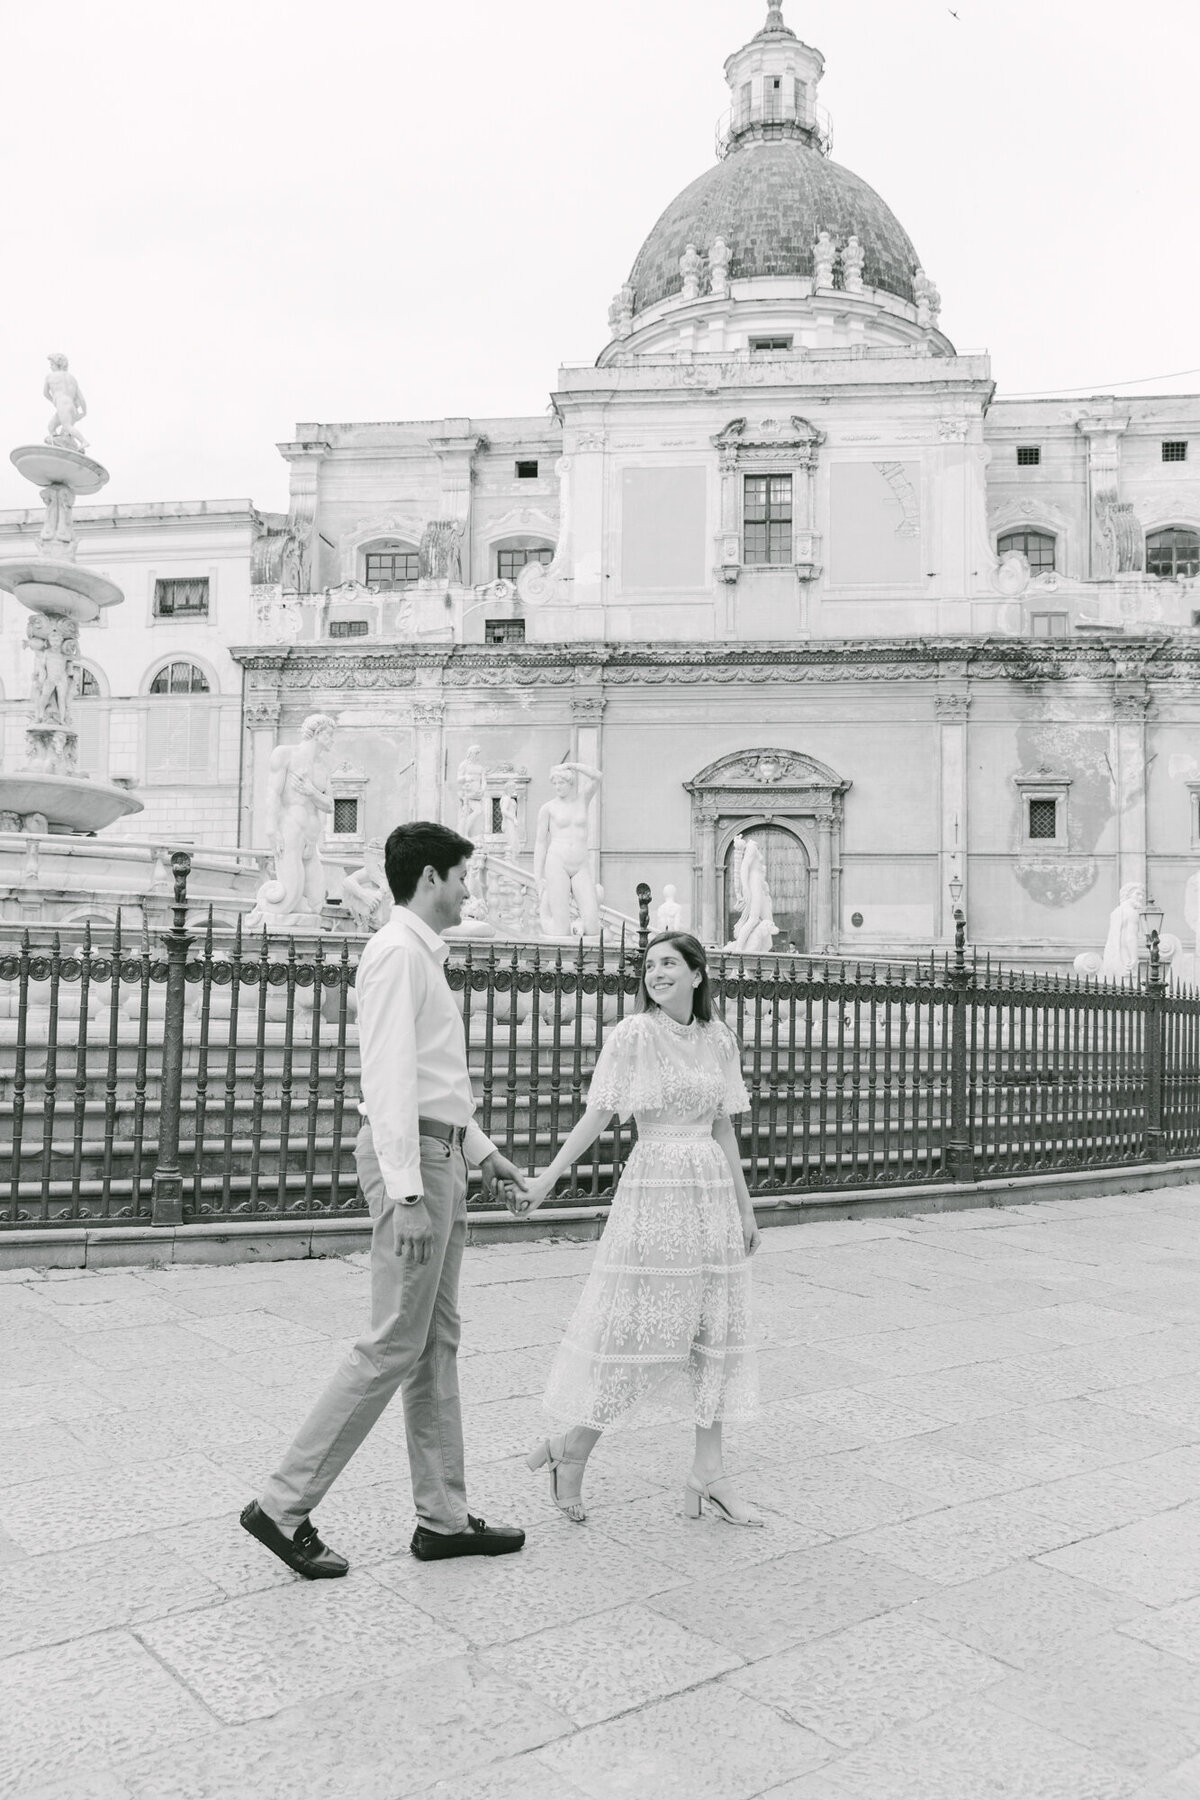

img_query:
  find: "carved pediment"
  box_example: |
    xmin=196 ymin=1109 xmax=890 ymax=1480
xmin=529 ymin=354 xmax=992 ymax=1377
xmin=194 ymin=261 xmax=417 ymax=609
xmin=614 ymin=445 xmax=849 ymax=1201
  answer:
xmin=713 ymin=416 xmax=825 ymax=470
xmin=686 ymin=747 xmax=850 ymax=794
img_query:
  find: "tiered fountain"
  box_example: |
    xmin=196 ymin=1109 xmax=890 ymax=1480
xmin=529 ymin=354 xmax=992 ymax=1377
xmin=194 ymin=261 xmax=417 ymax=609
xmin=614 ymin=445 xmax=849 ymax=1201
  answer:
xmin=0 ymin=356 xmax=142 ymax=834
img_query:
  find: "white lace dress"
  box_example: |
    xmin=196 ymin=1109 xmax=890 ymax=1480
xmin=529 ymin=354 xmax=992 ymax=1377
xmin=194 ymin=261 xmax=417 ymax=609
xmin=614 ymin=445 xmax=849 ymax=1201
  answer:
xmin=543 ymin=1008 xmax=759 ymax=1432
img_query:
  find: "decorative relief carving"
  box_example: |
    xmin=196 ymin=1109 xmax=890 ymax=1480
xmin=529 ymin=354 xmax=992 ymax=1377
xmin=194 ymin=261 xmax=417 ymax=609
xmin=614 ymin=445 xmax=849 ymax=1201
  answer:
xmin=245 ymin=700 xmax=282 ymax=730
xmin=1112 ymin=690 xmax=1151 ymax=720
xmin=934 ymin=693 xmax=971 ymax=719
xmin=873 ymin=461 xmax=921 ymax=537
xmin=937 ymin=419 xmax=970 ymax=443
xmin=570 ymin=695 xmax=606 ymax=721
xmin=412 ymin=699 xmax=445 ymax=728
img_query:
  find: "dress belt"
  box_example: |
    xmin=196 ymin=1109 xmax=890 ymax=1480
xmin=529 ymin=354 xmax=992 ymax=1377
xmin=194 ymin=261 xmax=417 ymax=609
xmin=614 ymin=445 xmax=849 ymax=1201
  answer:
xmin=637 ymin=1125 xmax=713 ymax=1140
xmin=418 ymin=1117 xmax=467 ymax=1146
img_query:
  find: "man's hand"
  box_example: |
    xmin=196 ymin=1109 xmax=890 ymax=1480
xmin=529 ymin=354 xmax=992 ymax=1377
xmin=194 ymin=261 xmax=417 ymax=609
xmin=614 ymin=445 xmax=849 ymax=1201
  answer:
xmin=509 ymin=1170 xmax=556 ymax=1216
xmin=480 ymin=1151 xmax=527 ymax=1213
xmin=394 ymin=1199 xmax=435 ymax=1264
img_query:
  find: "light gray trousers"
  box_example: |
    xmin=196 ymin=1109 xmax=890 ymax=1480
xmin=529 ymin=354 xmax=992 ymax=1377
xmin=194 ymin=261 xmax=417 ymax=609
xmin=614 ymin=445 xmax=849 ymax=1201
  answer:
xmin=259 ymin=1120 xmax=470 ymax=1536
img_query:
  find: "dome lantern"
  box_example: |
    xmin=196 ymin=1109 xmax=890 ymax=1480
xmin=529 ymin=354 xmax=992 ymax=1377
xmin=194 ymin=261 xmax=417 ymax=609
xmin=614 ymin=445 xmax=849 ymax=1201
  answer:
xmin=718 ymin=0 xmax=831 ymax=160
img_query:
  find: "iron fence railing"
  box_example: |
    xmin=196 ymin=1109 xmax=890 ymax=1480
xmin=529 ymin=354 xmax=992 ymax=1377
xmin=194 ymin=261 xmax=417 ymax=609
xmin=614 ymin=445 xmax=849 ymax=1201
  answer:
xmin=3 ymin=851 xmax=1199 ymax=1231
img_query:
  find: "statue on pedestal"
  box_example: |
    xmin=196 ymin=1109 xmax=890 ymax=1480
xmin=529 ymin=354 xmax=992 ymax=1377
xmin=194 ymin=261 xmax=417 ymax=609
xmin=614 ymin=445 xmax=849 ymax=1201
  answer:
xmin=709 ymin=236 xmax=730 ymax=297
xmin=38 ymin=483 xmax=76 ymax=556
xmin=1102 ymin=881 xmax=1145 ymax=981
xmin=679 ymin=242 xmax=702 ymax=301
xmin=656 ymin=884 xmax=684 ymax=932
xmin=534 ymin=761 xmax=603 ymax=937
xmin=44 ymin=354 xmax=88 ymax=453
xmin=248 ymin=713 xmax=336 ymax=928
xmin=499 ymin=784 xmax=522 ymax=859
xmin=725 ymin=835 xmax=780 ymax=954
xmin=456 ymin=744 xmax=486 ymax=839
xmin=419 ymin=519 xmax=464 ymax=585
xmin=26 ymin=614 xmax=77 ymax=729
xmin=813 ymin=231 xmax=836 ymax=290
xmin=842 ymin=235 xmax=865 ymax=293
xmin=341 ymin=837 xmax=391 ymax=934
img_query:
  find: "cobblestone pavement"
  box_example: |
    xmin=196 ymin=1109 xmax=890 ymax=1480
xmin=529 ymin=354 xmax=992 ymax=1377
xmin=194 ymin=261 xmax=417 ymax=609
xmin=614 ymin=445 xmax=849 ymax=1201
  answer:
xmin=4 ymin=1190 xmax=1200 ymax=1798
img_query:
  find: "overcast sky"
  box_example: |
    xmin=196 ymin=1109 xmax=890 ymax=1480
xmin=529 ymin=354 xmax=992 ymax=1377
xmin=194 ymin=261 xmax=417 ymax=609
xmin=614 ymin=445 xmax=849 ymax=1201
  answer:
xmin=0 ymin=0 xmax=1193 ymax=514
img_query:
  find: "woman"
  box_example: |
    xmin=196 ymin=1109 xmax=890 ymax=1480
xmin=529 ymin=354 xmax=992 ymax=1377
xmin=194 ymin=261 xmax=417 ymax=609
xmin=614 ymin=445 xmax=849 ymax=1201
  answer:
xmin=516 ymin=931 xmax=762 ymax=1527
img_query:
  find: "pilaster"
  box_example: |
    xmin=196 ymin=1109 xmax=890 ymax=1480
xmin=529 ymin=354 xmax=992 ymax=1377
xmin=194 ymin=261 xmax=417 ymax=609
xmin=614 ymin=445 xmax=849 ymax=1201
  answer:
xmin=935 ymin=688 xmax=970 ymax=939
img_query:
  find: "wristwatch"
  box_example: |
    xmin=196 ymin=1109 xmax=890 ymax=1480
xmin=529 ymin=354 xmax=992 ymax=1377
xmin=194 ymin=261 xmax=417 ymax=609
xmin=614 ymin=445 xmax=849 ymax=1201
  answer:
xmin=397 ymin=1194 xmax=422 ymax=1207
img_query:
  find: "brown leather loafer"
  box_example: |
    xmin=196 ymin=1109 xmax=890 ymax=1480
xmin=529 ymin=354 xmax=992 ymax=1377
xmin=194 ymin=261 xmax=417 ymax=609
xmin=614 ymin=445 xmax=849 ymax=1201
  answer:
xmin=240 ymin=1501 xmax=349 ymax=1578
xmin=410 ymin=1513 xmax=525 ymax=1561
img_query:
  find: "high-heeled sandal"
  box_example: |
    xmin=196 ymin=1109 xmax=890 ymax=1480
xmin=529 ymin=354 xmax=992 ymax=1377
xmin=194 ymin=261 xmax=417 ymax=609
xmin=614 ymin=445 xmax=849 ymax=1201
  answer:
xmin=683 ymin=1475 xmax=764 ymax=1528
xmin=527 ymin=1435 xmax=588 ymax=1524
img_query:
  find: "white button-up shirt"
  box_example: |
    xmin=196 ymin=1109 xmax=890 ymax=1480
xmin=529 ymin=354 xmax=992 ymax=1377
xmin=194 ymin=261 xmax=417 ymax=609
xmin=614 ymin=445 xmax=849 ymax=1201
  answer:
xmin=356 ymin=907 xmax=497 ymax=1199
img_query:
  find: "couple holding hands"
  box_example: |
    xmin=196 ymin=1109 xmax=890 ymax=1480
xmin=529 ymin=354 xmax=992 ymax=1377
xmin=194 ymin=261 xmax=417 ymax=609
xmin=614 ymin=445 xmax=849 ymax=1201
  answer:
xmin=241 ymin=821 xmax=762 ymax=1583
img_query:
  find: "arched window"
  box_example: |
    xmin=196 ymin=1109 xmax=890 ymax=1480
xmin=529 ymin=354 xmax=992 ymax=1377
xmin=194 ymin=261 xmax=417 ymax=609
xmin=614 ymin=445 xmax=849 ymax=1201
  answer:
xmin=145 ymin=661 xmax=215 ymax=782
xmin=997 ymin=528 xmax=1056 ymax=573
xmin=1146 ymin=527 xmax=1200 ymax=581
xmin=74 ymin=665 xmax=104 ymax=772
xmin=77 ymin=667 xmax=100 ymax=698
xmin=149 ymin=661 xmax=210 ymax=696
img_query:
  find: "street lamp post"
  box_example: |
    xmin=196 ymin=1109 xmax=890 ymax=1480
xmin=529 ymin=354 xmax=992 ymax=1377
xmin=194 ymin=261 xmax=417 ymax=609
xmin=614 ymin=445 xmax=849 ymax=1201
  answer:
xmin=946 ymin=878 xmax=974 ymax=1183
xmin=1139 ymin=895 xmax=1166 ymax=1161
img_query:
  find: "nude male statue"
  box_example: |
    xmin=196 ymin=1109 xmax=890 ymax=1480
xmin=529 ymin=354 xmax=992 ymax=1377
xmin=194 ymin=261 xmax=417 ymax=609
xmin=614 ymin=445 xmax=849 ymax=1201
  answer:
xmin=44 ymin=354 xmax=88 ymax=453
xmin=254 ymin=714 xmax=336 ymax=922
xmin=533 ymin=761 xmax=602 ymax=937
xmin=27 ymin=615 xmax=77 ymax=729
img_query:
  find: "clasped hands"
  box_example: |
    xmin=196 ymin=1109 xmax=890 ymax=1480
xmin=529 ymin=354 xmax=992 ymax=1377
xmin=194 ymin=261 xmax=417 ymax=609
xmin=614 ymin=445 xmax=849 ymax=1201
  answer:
xmin=503 ymin=1169 xmax=556 ymax=1217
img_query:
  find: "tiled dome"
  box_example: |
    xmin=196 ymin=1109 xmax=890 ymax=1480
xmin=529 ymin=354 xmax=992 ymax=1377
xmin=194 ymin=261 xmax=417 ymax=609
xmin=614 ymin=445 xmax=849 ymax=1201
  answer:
xmin=627 ymin=138 xmax=920 ymax=316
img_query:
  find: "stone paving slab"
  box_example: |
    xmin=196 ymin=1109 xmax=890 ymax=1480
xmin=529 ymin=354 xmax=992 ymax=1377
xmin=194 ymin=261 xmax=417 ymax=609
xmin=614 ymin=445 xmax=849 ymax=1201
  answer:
xmin=3 ymin=1188 xmax=1200 ymax=1796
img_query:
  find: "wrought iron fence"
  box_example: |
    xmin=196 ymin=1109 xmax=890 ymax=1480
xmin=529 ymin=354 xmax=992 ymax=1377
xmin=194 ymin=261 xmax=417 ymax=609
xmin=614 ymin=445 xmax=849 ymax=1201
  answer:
xmin=3 ymin=850 xmax=1200 ymax=1231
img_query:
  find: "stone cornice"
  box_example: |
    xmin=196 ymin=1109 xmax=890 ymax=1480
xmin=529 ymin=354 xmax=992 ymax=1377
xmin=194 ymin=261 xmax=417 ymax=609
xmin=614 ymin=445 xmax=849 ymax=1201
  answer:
xmin=229 ymin=636 xmax=1199 ymax=687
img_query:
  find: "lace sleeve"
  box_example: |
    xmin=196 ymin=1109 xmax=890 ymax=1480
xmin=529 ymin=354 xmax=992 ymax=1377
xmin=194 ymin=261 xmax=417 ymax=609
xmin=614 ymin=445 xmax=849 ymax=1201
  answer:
xmin=585 ymin=1015 xmax=665 ymax=1123
xmin=713 ymin=1022 xmax=752 ymax=1117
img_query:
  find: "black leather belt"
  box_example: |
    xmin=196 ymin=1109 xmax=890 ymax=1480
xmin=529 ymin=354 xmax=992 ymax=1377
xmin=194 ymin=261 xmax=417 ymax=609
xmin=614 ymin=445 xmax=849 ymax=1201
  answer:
xmin=418 ymin=1117 xmax=466 ymax=1147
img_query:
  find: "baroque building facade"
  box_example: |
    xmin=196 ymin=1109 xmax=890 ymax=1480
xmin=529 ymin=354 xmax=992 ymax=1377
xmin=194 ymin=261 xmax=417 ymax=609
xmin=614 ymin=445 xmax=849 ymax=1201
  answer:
xmin=6 ymin=2 xmax=1200 ymax=963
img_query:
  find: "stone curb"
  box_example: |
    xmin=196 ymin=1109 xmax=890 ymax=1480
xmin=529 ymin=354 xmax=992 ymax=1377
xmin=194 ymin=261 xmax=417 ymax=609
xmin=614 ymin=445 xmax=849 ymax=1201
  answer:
xmin=1 ymin=1155 xmax=1198 ymax=1269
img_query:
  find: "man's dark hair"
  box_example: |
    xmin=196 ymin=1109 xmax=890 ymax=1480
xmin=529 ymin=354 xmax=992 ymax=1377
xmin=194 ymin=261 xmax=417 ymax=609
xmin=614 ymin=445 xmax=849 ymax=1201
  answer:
xmin=384 ymin=821 xmax=474 ymax=903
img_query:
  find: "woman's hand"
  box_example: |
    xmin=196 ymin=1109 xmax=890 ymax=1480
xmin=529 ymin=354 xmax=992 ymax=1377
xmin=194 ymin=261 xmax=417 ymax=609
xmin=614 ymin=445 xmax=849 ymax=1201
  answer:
xmin=508 ymin=1170 xmax=558 ymax=1216
xmin=741 ymin=1209 xmax=762 ymax=1258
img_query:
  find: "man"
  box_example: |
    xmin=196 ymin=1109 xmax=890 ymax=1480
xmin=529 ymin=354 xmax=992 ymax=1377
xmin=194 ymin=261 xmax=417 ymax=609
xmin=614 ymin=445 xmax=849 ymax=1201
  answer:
xmin=241 ymin=821 xmax=529 ymax=1576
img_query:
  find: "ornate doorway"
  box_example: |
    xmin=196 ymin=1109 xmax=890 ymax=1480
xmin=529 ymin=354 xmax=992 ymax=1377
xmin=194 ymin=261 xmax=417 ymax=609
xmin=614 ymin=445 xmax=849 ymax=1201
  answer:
xmin=685 ymin=748 xmax=851 ymax=952
xmin=723 ymin=826 xmax=810 ymax=952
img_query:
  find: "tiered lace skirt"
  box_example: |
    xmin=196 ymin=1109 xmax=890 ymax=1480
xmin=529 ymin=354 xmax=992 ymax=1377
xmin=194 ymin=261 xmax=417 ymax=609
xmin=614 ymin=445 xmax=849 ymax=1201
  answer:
xmin=543 ymin=1124 xmax=759 ymax=1430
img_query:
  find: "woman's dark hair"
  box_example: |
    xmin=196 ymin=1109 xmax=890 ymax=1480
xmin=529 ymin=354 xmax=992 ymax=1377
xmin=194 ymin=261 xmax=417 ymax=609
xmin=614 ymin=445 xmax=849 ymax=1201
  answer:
xmin=635 ymin=930 xmax=714 ymax=1023
xmin=384 ymin=821 xmax=475 ymax=903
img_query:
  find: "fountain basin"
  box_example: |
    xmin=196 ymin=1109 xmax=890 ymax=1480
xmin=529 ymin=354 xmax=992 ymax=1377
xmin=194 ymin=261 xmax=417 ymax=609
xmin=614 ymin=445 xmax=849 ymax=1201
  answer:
xmin=0 ymin=559 xmax=123 ymax=622
xmin=0 ymin=773 xmax=143 ymax=833
xmin=10 ymin=443 xmax=109 ymax=493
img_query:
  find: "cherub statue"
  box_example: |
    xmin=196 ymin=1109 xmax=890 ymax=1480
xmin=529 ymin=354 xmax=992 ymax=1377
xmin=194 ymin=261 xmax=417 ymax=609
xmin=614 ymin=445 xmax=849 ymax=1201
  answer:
xmin=679 ymin=242 xmax=702 ymax=301
xmin=44 ymin=355 xmax=88 ymax=453
xmin=813 ymin=231 xmax=836 ymax=290
xmin=842 ymin=235 xmax=865 ymax=293
xmin=709 ymin=236 xmax=730 ymax=297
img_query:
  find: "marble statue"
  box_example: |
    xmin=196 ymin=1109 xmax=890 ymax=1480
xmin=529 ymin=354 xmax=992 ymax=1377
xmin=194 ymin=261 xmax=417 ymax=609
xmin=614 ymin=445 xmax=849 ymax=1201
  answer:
xmin=1102 ymin=881 xmax=1145 ymax=980
xmin=38 ymin=483 xmax=76 ymax=556
xmin=679 ymin=242 xmax=702 ymax=301
xmin=842 ymin=235 xmax=864 ymax=293
xmin=914 ymin=269 xmax=941 ymax=328
xmin=419 ymin=519 xmax=464 ymax=585
xmin=44 ymin=354 xmax=88 ymax=453
xmin=456 ymin=744 xmax=486 ymax=839
xmin=534 ymin=760 xmax=603 ymax=937
xmin=608 ymin=283 xmax=635 ymax=340
xmin=1096 ymin=495 xmax=1145 ymax=577
xmin=499 ymin=785 xmax=522 ymax=859
xmin=725 ymin=834 xmax=780 ymax=954
xmin=813 ymin=231 xmax=836 ymax=290
xmin=249 ymin=713 xmax=336 ymax=927
xmin=656 ymin=884 xmax=684 ymax=932
xmin=341 ymin=837 xmax=391 ymax=933
xmin=27 ymin=614 xmax=77 ymax=728
xmin=709 ymin=236 xmax=730 ymax=297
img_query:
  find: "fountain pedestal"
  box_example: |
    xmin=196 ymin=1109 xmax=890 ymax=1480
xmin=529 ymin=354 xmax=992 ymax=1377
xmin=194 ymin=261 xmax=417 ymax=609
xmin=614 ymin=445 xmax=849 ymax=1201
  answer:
xmin=0 ymin=411 xmax=142 ymax=834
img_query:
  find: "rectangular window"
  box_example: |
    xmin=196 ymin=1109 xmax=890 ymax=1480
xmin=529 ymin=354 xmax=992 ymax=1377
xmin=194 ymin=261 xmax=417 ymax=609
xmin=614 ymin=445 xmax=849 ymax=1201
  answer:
xmin=1030 ymin=612 xmax=1069 ymax=638
xmin=515 ymin=459 xmax=539 ymax=480
xmin=365 ymin=551 xmax=420 ymax=590
xmin=328 ymin=619 xmax=369 ymax=638
xmin=743 ymin=474 xmax=793 ymax=564
xmin=484 ymin=618 xmax=526 ymax=644
xmin=491 ymin=797 xmax=503 ymax=834
xmin=1027 ymin=798 xmax=1058 ymax=840
xmin=749 ymin=335 xmax=793 ymax=353
xmin=1016 ymin=445 xmax=1041 ymax=466
xmin=497 ymin=547 xmax=553 ymax=582
xmin=332 ymin=797 xmax=359 ymax=835
xmin=145 ymin=703 xmax=215 ymax=783
xmin=153 ymin=577 xmax=209 ymax=618
xmin=764 ymin=75 xmax=783 ymax=121
xmin=1162 ymin=441 xmax=1188 ymax=462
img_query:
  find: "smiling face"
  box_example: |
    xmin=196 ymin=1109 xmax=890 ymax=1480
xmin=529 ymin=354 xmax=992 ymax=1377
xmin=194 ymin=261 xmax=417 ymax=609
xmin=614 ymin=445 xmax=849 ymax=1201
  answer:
xmin=643 ymin=940 xmax=701 ymax=1022
xmin=427 ymin=856 xmax=473 ymax=931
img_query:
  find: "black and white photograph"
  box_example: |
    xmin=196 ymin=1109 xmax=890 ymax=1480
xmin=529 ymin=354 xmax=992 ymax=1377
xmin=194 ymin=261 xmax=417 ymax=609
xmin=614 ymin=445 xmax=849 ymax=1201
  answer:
xmin=2 ymin=1 xmax=1200 ymax=1795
